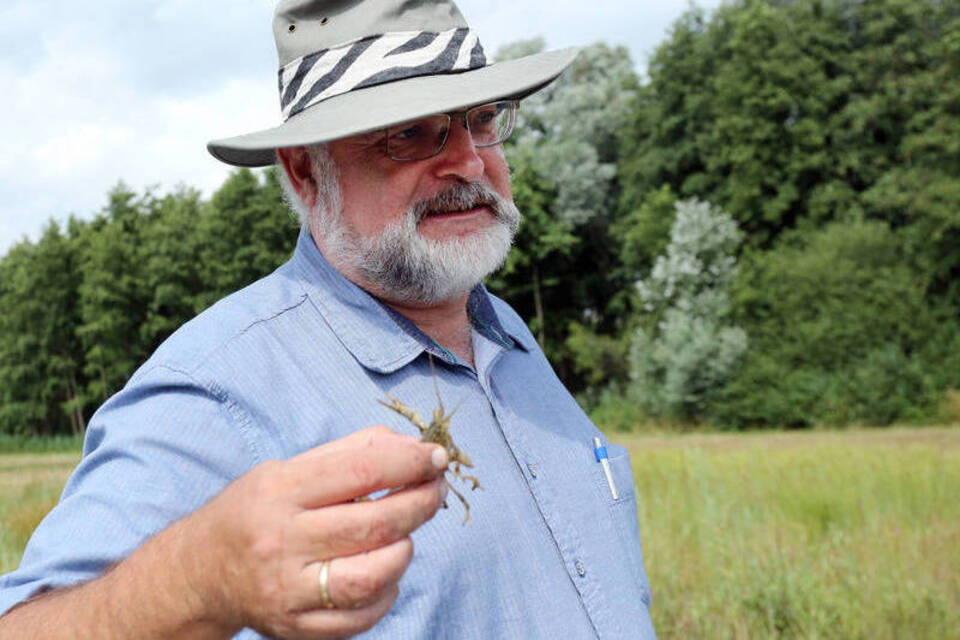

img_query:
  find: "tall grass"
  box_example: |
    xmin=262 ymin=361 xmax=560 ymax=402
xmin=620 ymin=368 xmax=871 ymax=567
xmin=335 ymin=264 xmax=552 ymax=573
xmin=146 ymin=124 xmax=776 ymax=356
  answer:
xmin=616 ymin=428 xmax=960 ymax=639
xmin=0 ymin=452 xmax=79 ymax=573
xmin=0 ymin=431 xmax=957 ymax=638
xmin=0 ymin=434 xmax=84 ymax=454
xmin=0 ymin=483 xmax=63 ymax=572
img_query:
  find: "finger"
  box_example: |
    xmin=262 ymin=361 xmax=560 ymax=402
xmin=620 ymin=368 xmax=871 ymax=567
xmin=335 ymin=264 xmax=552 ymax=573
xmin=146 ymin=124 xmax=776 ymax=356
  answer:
xmin=299 ymin=424 xmax=397 ymax=456
xmin=284 ymin=537 xmax=413 ymax=615
xmin=288 ymin=425 xmax=407 ymax=463
xmin=294 ymin=478 xmax=445 ymax=559
xmin=289 ymin=583 xmax=399 ymax=639
xmin=285 ymin=427 xmax=448 ymax=508
xmin=320 ymin=537 xmax=413 ymax=610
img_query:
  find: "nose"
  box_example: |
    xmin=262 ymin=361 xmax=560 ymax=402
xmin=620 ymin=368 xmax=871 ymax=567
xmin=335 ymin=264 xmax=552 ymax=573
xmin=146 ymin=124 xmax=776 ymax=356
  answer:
xmin=432 ymin=118 xmax=484 ymax=182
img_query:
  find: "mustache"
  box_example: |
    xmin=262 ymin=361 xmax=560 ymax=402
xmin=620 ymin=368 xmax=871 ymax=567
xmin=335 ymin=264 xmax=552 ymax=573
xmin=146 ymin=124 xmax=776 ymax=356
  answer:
xmin=410 ymin=182 xmax=506 ymax=221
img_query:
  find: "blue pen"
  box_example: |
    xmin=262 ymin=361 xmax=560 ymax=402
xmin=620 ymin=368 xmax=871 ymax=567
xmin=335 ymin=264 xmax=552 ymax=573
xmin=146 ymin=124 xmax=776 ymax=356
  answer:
xmin=593 ymin=437 xmax=619 ymax=500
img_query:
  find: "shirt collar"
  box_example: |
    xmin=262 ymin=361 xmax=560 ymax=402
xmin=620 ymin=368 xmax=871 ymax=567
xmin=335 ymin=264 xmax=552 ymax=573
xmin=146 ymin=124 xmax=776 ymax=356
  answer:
xmin=291 ymin=227 xmax=528 ymax=373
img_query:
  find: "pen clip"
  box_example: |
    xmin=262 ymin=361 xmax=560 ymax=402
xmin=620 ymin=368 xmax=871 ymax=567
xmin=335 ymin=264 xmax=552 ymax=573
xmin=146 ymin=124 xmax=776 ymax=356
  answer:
xmin=593 ymin=436 xmax=619 ymax=501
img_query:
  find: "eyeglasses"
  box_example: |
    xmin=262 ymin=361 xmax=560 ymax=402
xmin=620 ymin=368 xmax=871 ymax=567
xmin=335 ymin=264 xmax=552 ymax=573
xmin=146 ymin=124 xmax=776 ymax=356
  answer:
xmin=384 ymin=100 xmax=518 ymax=162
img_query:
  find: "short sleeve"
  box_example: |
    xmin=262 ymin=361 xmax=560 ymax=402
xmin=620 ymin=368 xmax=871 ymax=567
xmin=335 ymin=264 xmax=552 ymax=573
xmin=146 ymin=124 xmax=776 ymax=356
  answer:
xmin=0 ymin=364 xmax=260 ymax=617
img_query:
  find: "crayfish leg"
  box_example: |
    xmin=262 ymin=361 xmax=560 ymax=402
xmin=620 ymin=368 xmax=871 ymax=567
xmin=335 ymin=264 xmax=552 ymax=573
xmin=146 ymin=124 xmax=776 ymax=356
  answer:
xmin=449 ymin=467 xmax=481 ymax=491
xmin=378 ymin=395 xmax=429 ymax=435
xmin=445 ymin=479 xmax=471 ymax=525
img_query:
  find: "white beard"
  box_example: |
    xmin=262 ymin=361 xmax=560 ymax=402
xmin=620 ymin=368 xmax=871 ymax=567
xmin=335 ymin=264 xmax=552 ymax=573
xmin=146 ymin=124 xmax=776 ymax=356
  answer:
xmin=319 ymin=181 xmax=521 ymax=304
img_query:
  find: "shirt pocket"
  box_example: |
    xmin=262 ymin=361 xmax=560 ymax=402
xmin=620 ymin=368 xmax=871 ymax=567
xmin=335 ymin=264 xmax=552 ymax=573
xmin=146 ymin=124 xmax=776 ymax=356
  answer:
xmin=591 ymin=446 xmax=652 ymax=608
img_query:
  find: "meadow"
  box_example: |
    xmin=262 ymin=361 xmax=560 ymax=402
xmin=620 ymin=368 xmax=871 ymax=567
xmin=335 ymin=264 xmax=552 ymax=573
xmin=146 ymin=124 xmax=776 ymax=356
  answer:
xmin=0 ymin=451 xmax=79 ymax=574
xmin=1 ymin=428 xmax=958 ymax=638
xmin=620 ymin=427 xmax=960 ymax=639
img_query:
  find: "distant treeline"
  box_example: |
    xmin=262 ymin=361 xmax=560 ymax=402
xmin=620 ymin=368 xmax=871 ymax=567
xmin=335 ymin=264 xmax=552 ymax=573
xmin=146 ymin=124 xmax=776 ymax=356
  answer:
xmin=0 ymin=171 xmax=300 ymax=436
xmin=2 ymin=0 xmax=960 ymax=436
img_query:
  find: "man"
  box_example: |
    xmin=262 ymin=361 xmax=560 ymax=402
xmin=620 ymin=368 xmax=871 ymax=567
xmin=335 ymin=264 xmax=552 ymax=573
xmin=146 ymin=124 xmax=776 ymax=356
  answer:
xmin=0 ymin=0 xmax=656 ymax=638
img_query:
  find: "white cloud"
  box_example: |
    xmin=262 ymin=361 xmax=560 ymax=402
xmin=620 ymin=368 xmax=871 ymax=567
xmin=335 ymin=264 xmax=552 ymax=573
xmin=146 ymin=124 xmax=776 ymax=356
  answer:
xmin=33 ymin=124 xmax=133 ymax=176
xmin=145 ymin=77 xmax=278 ymax=194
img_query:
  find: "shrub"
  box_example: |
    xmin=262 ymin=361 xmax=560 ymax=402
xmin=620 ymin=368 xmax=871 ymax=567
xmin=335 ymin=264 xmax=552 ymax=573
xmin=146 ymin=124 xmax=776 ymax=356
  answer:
xmin=628 ymin=199 xmax=747 ymax=421
xmin=712 ymin=221 xmax=943 ymax=427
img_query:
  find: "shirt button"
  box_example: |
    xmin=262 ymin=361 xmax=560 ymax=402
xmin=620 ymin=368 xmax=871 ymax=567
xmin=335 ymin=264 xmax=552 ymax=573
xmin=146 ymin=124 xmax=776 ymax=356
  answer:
xmin=527 ymin=463 xmax=538 ymax=478
xmin=575 ymin=560 xmax=586 ymax=577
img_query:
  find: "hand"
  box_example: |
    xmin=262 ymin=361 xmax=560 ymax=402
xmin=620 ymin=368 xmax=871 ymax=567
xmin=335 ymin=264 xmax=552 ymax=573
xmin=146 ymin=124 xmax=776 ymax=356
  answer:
xmin=190 ymin=425 xmax=449 ymax=639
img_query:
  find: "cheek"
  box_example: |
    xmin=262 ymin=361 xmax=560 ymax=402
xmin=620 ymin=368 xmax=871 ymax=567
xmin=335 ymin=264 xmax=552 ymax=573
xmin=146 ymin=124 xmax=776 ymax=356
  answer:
xmin=339 ymin=173 xmax=412 ymax=235
xmin=482 ymin=149 xmax=513 ymax=199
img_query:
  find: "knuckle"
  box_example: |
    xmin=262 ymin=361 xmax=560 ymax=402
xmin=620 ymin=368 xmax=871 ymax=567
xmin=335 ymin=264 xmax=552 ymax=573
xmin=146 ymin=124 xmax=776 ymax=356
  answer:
xmin=354 ymin=511 xmax=398 ymax=548
xmin=246 ymin=578 xmax=293 ymax=636
xmin=368 ymin=424 xmax=393 ymax=436
xmin=409 ymin=482 xmax=443 ymax=519
xmin=264 ymin=617 xmax=298 ymax=640
xmin=342 ymin=566 xmax=387 ymax=603
xmin=348 ymin=456 xmax=384 ymax=489
xmin=248 ymin=460 xmax=289 ymax=496
xmin=359 ymin=429 xmax=380 ymax=448
xmin=250 ymin=530 xmax=285 ymax=566
xmin=368 ymin=512 xmax=398 ymax=544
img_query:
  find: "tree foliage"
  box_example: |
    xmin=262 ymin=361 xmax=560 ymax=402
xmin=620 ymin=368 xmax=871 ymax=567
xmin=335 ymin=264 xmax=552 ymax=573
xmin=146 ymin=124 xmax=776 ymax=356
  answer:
xmin=0 ymin=172 xmax=298 ymax=436
xmin=5 ymin=0 xmax=960 ymax=434
xmin=628 ymin=200 xmax=747 ymax=421
xmin=622 ymin=0 xmax=960 ymax=266
xmin=0 ymin=222 xmax=85 ymax=435
xmin=489 ymin=39 xmax=641 ymax=384
xmin=713 ymin=221 xmax=944 ymax=427
xmin=616 ymin=0 xmax=960 ymax=427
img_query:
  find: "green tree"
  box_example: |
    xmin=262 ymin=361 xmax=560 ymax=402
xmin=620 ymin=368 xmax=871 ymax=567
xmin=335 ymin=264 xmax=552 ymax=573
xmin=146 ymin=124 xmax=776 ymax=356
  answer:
xmin=621 ymin=0 xmax=960 ymax=260
xmin=628 ymin=199 xmax=747 ymax=421
xmin=0 ymin=170 xmax=300 ymax=436
xmin=713 ymin=221 xmax=941 ymax=427
xmin=492 ymin=143 xmax=575 ymax=348
xmin=0 ymin=221 xmax=86 ymax=435
xmin=194 ymin=168 xmax=299 ymax=311
xmin=139 ymin=187 xmax=207 ymax=352
xmin=613 ymin=184 xmax=678 ymax=280
xmin=76 ymin=185 xmax=152 ymax=403
xmin=491 ymin=39 xmax=641 ymax=385
xmin=617 ymin=0 xmax=960 ymax=426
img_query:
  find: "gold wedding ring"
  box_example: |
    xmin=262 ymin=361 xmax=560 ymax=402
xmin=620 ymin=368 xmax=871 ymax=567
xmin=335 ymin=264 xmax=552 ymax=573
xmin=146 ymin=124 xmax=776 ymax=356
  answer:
xmin=318 ymin=559 xmax=336 ymax=609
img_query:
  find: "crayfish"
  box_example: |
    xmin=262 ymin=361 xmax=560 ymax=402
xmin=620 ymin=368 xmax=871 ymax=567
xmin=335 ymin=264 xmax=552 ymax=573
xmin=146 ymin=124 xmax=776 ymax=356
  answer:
xmin=379 ymin=365 xmax=481 ymax=523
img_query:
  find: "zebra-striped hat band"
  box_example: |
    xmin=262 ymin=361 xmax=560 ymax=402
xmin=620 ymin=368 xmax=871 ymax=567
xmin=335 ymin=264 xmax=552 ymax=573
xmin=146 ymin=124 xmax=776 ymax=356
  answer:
xmin=279 ymin=28 xmax=486 ymax=121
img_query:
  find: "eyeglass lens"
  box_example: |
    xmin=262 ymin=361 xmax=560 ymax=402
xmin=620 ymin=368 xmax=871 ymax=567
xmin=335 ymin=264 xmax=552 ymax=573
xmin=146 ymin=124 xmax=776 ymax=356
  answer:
xmin=386 ymin=101 xmax=516 ymax=161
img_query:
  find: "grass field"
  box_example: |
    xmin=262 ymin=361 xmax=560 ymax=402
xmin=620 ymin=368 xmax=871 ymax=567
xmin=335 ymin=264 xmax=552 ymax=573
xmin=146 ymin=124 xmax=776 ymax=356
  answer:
xmin=1 ymin=428 xmax=958 ymax=638
xmin=0 ymin=451 xmax=79 ymax=573
xmin=615 ymin=427 xmax=960 ymax=639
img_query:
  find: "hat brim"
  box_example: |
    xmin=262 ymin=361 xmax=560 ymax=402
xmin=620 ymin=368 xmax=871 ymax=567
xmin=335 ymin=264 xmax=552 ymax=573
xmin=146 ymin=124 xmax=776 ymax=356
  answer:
xmin=207 ymin=47 xmax=579 ymax=167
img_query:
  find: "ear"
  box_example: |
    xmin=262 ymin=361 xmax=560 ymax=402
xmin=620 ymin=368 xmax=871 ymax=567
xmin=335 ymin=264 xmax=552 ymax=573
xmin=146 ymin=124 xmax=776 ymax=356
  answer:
xmin=277 ymin=146 xmax=318 ymax=209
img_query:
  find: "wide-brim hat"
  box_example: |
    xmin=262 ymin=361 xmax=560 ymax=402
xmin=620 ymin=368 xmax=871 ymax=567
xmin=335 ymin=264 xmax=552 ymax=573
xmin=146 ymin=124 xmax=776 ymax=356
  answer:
xmin=207 ymin=0 xmax=578 ymax=167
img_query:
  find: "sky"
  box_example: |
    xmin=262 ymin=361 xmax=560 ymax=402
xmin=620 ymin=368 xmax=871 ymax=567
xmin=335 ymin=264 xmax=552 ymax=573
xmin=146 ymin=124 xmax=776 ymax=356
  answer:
xmin=0 ymin=0 xmax=722 ymax=255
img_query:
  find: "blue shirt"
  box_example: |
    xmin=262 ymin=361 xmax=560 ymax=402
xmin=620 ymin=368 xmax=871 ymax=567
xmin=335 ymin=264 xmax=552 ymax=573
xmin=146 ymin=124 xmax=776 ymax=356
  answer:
xmin=0 ymin=229 xmax=656 ymax=639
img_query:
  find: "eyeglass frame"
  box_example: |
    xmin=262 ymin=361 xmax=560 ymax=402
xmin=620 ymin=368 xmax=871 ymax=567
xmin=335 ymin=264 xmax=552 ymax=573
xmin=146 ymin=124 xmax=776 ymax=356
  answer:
xmin=382 ymin=100 xmax=519 ymax=162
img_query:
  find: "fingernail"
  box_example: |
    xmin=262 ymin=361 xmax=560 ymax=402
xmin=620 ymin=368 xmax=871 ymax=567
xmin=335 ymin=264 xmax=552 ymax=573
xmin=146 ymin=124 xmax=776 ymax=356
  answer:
xmin=431 ymin=446 xmax=449 ymax=470
xmin=439 ymin=479 xmax=449 ymax=501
